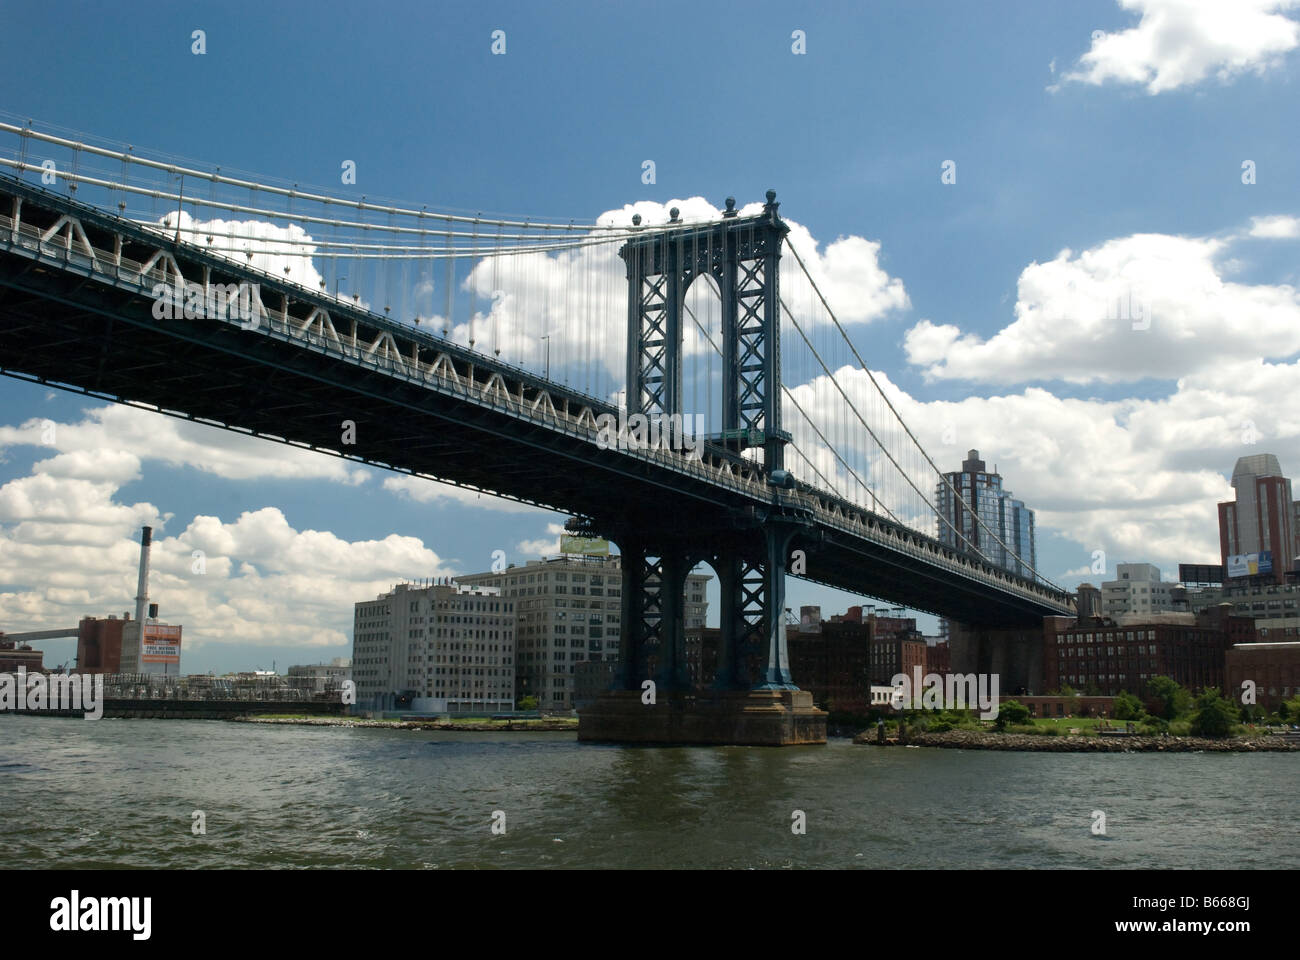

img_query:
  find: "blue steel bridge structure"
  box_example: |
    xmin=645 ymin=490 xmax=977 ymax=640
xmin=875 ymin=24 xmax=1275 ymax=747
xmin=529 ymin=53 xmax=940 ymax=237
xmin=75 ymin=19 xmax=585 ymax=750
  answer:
xmin=0 ymin=119 xmax=1074 ymax=703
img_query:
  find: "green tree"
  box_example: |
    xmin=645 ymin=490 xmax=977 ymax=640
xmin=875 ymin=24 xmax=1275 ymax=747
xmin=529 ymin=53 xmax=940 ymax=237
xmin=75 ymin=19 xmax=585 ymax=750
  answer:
xmin=518 ymin=695 xmax=539 ymax=711
xmin=1148 ymin=676 xmax=1193 ymax=720
xmin=1113 ymin=691 xmax=1145 ymax=721
xmin=995 ymin=699 xmax=1030 ymax=730
xmin=1189 ymin=690 xmax=1237 ymax=738
xmin=1140 ymin=715 xmax=1169 ymax=735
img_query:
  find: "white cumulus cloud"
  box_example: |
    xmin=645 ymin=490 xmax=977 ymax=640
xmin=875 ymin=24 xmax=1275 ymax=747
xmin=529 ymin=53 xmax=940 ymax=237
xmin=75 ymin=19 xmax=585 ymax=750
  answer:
xmin=904 ymin=230 xmax=1300 ymax=384
xmin=1061 ymin=0 xmax=1300 ymax=94
xmin=1249 ymin=214 xmax=1300 ymax=238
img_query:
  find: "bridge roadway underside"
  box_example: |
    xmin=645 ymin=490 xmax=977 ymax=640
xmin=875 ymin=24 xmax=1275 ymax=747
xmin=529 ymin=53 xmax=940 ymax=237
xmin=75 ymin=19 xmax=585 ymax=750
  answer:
xmin=0 ymin=254 xmax=1054 ymax=627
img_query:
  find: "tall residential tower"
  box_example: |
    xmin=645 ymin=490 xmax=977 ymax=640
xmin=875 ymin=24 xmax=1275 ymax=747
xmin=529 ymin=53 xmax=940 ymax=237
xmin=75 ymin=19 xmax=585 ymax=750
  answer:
xmin=1218 ymin=454 xmax=1300 ymax=585
xmin=935 ymin=449 xmax=1037 ymax=579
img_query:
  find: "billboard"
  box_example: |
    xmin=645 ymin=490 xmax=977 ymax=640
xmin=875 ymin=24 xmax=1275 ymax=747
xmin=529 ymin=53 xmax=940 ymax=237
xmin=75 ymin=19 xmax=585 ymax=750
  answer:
xmin=141 ymin=623 xmax=182 ymax=665
xmin=560 ymin=535 xmax=609 ymax=556
xmin=1178 ymin=563 xmax=1224 ymax=585
xmin=1226 ymin=552 xmax=1273 ymax=578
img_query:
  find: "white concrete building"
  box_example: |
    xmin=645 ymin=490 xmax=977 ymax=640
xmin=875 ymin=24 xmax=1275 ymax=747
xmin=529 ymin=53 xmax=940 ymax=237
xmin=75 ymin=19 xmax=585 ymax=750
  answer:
xmin=287 ymin=657 xmax=352 ymax=694
xmin=1101 ymin=563 xmax=1176 ymax=618
xmin=458 ymin=555 xmax=710 ymax=711
xmin=352 ymin=581 xmax=514 ymax=713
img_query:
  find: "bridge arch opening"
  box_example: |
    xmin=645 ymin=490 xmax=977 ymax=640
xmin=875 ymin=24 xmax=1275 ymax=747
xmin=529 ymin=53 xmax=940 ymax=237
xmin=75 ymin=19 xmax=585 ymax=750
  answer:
xmin=680 ymin=271 xmax=725 ymax=444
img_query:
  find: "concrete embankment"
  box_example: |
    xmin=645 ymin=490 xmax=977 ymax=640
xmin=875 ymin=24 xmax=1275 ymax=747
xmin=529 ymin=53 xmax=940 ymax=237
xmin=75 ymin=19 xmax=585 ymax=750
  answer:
xmin=853 ymin=728 xmax=1300 ymax=752
xmin=231 ymin=716 xmax=579 ymax=732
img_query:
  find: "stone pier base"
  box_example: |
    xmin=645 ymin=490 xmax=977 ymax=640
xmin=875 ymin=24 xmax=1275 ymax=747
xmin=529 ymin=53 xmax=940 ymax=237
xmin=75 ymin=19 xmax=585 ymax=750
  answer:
xmin=578 ymin=689 xmax=827 ymax=746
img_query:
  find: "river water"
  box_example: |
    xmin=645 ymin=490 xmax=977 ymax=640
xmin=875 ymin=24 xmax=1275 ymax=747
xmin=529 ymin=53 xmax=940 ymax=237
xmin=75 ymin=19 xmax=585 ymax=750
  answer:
xmin=1 ymin=716 xmax=1294 ymax=869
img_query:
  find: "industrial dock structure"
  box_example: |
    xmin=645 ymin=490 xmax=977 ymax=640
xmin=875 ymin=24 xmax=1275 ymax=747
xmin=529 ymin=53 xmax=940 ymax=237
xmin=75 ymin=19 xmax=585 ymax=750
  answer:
xmin=0 ymin=525 xmax=346 ymax=719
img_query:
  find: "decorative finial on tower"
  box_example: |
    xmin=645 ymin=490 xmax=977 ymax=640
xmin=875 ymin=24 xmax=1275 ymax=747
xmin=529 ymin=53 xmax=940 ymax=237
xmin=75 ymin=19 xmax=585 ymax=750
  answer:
xmin=669 ymin=207 xmax=680 ymax=222
xmin=631 ymin=213 xmax=642 ymax=226
xmin=723 ymin=197 xmax=737 ymax=218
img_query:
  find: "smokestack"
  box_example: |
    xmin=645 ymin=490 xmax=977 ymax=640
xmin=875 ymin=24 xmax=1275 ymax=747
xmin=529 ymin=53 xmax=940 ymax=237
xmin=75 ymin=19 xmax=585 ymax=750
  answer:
xmin=134 ymin=526 xmax=152 ymax=634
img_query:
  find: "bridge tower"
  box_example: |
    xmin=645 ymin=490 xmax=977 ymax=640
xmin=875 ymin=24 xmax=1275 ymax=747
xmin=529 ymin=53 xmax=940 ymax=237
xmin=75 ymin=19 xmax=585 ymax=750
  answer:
xmin=580 ymin=192 xmax=825 ymax=745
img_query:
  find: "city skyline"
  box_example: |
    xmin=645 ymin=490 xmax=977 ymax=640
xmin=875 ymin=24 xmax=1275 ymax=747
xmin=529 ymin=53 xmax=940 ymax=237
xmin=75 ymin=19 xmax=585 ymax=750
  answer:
xmin=1 ymin=0 xmax=1298 ymax=675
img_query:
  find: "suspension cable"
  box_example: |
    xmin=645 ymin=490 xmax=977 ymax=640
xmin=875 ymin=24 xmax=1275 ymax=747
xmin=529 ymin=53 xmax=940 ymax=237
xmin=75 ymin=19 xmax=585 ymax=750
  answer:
xmin=783 ymin=238 xmax=1061 ymax=590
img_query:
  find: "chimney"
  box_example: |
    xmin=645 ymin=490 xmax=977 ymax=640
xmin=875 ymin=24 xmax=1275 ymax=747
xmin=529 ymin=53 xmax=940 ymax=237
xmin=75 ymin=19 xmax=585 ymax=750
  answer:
xmin=134 ymin=526 xmax=152 ymax=633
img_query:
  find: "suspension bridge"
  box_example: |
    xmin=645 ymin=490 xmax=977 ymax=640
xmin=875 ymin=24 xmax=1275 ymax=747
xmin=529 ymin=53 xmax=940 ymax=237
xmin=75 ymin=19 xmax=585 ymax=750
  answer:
xmin=0 ymin=117 xmax=1074 ymax=743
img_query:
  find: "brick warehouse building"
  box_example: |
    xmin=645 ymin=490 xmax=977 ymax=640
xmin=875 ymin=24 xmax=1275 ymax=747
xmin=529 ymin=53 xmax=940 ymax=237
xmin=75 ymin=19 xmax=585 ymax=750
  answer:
xmin=1044 ymin=605 xmax=1253 ymax=698
xmin=788 ymin=620 xmax=875 ymax=714
xmin=787 ymin=612 xmax=943 ymax=714
xmin=0 ymin=636 xmax=45 ymax=673
xmin=1224 ymin=642 xmax=1300 ymax=713
xmin=75 ymin=615 xmax=128 ymax=673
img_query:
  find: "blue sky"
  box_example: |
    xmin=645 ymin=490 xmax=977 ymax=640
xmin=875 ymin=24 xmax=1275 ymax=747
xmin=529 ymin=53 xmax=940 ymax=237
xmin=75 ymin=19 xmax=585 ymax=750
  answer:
xmin=2 ymin=0 xmax=1299 ymax=673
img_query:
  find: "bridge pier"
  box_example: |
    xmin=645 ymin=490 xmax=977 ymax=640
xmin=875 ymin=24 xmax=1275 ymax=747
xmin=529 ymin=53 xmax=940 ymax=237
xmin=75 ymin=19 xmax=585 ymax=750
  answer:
xmin=580 ymin=525 xmax=824 ymax=746
xmin=577 ymin=688 xmax=825 ymax=746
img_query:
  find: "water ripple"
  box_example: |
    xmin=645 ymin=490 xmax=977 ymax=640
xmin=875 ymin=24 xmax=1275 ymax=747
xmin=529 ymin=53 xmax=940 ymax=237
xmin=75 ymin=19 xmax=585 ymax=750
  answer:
xmin=0 ymin=718 xmax=1295 ymax=868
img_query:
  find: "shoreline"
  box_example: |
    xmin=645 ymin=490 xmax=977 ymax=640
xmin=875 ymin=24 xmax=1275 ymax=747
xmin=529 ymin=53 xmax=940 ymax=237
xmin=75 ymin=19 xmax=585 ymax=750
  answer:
xmin=230 ymin=715 xmax=579 ymax=732
xmin=853 ymin=728 xmax=1300 ymax=752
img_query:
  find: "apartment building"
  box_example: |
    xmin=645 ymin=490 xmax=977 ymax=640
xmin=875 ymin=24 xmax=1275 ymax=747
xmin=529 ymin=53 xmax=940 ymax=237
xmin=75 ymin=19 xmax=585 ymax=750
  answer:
xmin=352 ymin=581 xmax=514 ymax=713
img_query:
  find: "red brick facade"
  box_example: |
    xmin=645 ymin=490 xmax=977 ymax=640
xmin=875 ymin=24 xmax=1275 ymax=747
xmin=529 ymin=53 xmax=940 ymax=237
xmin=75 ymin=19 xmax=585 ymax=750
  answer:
xmin=1044 ymin=608 xmax=1250 ymax=698
xmin=0 ymin=637 xmax=44 ymax=673
xmin=75 ymin=616 xmax=128 ymax=673
xmin=1224 ymin=642 xmax=1300 ymax=712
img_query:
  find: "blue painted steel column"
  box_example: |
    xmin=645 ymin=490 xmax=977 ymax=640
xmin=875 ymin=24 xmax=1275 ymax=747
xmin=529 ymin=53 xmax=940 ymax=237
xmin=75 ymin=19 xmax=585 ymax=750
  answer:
xmin=613 ymin=540 xmax=644 ymax=691
xmin=654 ymin=552 xmax=691 ymax=693
xmin=761 ymin=190 xmax=785 ymax=475
xmin=663 ymin=224 xmax=683 ymax=420
xmin=712 ymin=557 xmax=743 ymax=690
xmin=623 ymin=236 xmax=643 ymax=417
xmin=720 ymin=200 xmax=740 ymax=436
xmin=756 ymin=525 xmax=797 ymax=689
